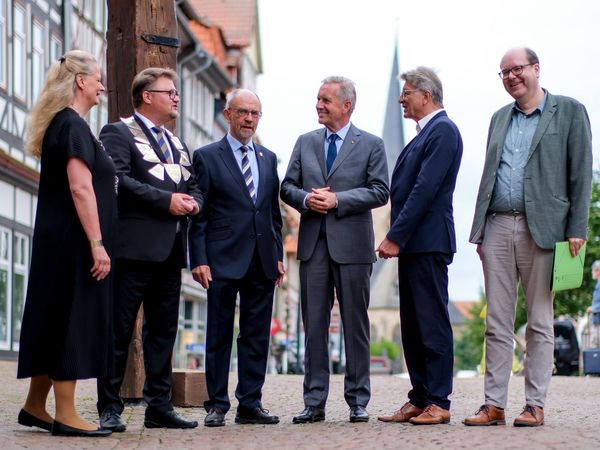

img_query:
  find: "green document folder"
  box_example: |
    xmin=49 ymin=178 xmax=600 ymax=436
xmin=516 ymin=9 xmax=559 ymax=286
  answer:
xmin=550 ymin=241 xmax=586 ymax=292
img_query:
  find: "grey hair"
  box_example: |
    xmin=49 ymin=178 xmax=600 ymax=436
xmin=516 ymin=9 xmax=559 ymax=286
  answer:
xmin=321 ymin=76 xmax=356 ymax=115
xmin=400 ymin=66 xmax=444 ymax=107
xmin=592 ymin=260 xmax=600 ymax=271
xmin=225 ymin=88 xmax=261 ymax=109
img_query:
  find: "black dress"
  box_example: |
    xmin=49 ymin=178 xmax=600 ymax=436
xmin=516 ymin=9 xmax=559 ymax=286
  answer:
xmin=17 ymin=108 xmax=117 ymax=380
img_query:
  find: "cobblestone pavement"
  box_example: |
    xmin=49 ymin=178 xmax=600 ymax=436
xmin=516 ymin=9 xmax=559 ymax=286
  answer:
xmin=1 ymin=360 xmax=599 ymax=449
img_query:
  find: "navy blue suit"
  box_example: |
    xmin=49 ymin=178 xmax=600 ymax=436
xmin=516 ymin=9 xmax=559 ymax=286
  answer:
xmin=188 ymin=136 xmax=283 ymax=413
xmin=388 ymin=111 xmax=462 ymax=410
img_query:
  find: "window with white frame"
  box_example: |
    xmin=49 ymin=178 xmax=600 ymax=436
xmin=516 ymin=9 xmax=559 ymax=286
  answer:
xmin=93 ymin=0 xmax=105 ymax=31
xmin=0 ymin=0 xmax=7 ymax=88
xmin=13 ymin=2 xmax=27 ymax=101
xmin=50 ymin=34 xmax=63 ymax=65
xmin=31 ymin=20 xmax=46 ymax=104
xmin=11 ymin=232 xmax=29 ymax=349
xmin=0 ymin=226 xmax=11 ymax=350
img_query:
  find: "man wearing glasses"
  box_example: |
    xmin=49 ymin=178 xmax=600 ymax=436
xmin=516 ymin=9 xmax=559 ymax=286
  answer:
xmin=97 ymin=68 xmax=202 ymax=430
xmin=465 ymin=47 xmax=592 ymax=427
xmin=189 ymin=89 xmax=284 ymax=427
xmin=377 ymin=67 xmax=462 ymax=425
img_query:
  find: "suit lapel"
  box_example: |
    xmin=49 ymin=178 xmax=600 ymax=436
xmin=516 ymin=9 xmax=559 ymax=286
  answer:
xmin=133 ymin=115 xmax=169 ymax=163
xmin=255 ymin=145 xmax=267 ymax=205
xmin=312 ymin=129 xmax=328 ymax=180
xmin=490 ymin=107 xmax=513 ymax=168
xmin=218 ymin=138 xmax=255 ymax=205
xmin=526 ymin=93 xmax=557 ymax=162
xmin=328 ymin=125 xmax=360 ymax=179
xmin=392 ymin=112 xmax=447 ymax=176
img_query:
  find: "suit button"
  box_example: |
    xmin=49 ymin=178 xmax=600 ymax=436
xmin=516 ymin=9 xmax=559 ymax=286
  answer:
xmin=255 ymin=211 xmax=260 ymax=215
xmin=250 ymin=234 xmax=255 ymax=239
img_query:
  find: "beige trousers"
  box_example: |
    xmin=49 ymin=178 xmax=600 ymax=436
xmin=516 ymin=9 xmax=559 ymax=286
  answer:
xmin=481 ymin=213 xmax=554 ymax=408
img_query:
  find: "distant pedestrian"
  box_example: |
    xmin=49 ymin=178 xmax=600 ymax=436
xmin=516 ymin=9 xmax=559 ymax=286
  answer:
xmin=464 ymin=47 xmax=592 ymax=428
xmin=17 ymin=50 xmax=115 ymax=437
xmin=587 ymin=261 xmax=600 ymax=348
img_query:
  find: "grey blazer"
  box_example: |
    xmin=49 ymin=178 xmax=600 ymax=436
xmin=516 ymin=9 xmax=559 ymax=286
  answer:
xmin=470 ymin=91 xmax=592 ymax=249
xmin=281 ymin=124 xmax=389 ymax=263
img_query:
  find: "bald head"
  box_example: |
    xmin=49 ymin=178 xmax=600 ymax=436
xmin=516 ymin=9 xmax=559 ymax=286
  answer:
xmin=499 ymin=47 xmax=542 ymax=108
xmin=224 ymin=88 xmax=262 ymax=144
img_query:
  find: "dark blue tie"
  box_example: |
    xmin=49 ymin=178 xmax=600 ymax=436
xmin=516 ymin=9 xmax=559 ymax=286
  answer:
xmin=152 ymin=127 xmax=173 ymax=163
xmin=326 ymin=133 xmax=338 ymax=173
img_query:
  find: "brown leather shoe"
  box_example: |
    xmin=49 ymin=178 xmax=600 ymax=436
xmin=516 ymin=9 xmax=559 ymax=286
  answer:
xmin=409 ymin=404 xmax=450 ymax=425
xmin=378 ymin=402 xmax=424 ymax=423
xmin=513 ymin=405 xmax=544 ymax=427
xmin=463 ymin=404 xmax=506 ymax=426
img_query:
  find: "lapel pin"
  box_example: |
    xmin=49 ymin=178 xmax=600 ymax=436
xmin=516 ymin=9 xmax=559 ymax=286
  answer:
xmin=259 ymin=151 xmax=263 ymax=157
xmin=351 ymin=140 xmax=356 ymax=144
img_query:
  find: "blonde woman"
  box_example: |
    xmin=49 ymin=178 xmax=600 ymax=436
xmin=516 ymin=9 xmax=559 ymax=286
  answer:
xmin=16 ymin=50 xmax=116 ymax=437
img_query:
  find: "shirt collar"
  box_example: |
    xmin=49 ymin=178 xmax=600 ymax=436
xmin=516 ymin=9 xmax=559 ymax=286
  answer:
xmin=326 ymin=121 xmax=352 ymax=141
xmin=513 ymin=89 xmax=547 ymax=116
xmin=417 ymin=108 xmax=444 ymax=133
xmin=135 ymin=112 xmax=161 ymax=130
xmin=227 ymin=133 xmax=254 ymax=152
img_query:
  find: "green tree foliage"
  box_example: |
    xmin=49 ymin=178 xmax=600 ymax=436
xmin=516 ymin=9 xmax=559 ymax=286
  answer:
xmin=454 ymin=293 xmax=485 ymax=370
xmin=554 ymin=174 xmax=600 ymax=317
xmin=454 ymin=173 xmax=600 ymax=370
xmin=370 ymin=338 xmax=401 ymax=360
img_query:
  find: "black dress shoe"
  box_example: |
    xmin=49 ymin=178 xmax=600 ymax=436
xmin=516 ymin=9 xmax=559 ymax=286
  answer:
xmin=51 ymin=420 xmax=112 ymax=437
xmin=99 ymin=409 xmax=126 ymax=432
xmin=144 ymin=410 xmax=198 ymax=429
xmin=204 ymin=408 xmax=226 ymax=427
xmin=292 ymin=406 xmax=326 ymax=424
xmin=235 ymin=406 xmax=279 ymax=425
xmin=349 ymin=405 xmax=369 ymax=423
xmin=18 ymin=409 xmax=53 ymax=432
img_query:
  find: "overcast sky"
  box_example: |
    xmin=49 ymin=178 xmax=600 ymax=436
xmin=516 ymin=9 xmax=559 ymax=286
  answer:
xmin=255 ymin=0 xmax=600 ymax=301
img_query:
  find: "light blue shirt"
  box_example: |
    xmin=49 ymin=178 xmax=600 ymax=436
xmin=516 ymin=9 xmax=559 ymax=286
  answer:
xmin=592 ymin=280 xmax=600 ymax=313
xmin=489 ymin=92 xmax=547 ymax=213
xmin=227 ymin=133 xmax=260 ymax=196
xmin=324 ymin=121 xmax=352 ymax=160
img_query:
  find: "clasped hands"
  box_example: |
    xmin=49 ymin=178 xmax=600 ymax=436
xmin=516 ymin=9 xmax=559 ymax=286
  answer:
xmin=306 ymin=187 xmax=337 ymax=214
xmin=170 ymin=193 xmax=199 ymax=216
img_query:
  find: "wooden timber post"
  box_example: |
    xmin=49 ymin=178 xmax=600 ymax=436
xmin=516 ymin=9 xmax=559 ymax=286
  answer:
xmin=105 ymin=0 xmax=179 ymax=399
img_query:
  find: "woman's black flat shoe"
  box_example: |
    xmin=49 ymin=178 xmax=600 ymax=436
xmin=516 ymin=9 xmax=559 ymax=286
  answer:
xmin=18 ymin=409 xmax=53 ymax=432
xmin=51 ymin=420 xmax=112 ymax=437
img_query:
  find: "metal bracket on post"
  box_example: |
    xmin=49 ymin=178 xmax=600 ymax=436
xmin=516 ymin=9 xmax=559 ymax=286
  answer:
xmin=140 ymin=34 xmax=180 ymax=48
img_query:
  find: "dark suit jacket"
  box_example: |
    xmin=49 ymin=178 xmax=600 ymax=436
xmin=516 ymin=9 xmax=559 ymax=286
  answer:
xmin=469 ymin=91 xmax=592 ymax=249
xmin=280 ymin=124 xmax=389 ymax=264
xmin=188 ymin=136 xmax=283 ymax=280
xmin=100 ymin=115 xmax=202 ymax=266
xmin=388 ymin=111 xmax=462 ymax=253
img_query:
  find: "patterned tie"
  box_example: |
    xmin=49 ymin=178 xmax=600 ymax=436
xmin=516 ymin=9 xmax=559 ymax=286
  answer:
xmin=241 ymin=145 xmax=257 ymax=202
xmin=152 ymin=127 xmax=173 ymax=163
xmin=326 ymin=133 xmax=338 ymax=173
xmin=415 ymin=123 xmax=422 ymax=134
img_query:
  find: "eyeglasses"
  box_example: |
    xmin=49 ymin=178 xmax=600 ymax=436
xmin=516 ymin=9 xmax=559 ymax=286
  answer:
xmin=232 ymin=108 xmax=262 ymax=118
xmin=498 ymin=63 xmax=534 ymax=80
xmin=400 ymin=89 xmax=419 ymax=99
xmin=146 ymin=89 xmax=179 ymax=100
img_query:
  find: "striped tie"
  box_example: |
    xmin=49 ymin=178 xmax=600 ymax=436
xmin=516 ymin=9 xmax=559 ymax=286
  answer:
xmin=152 ymin=127 xmax=173 ymax=163
xmin=240 ymin=145 xmax=256 ymax=202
